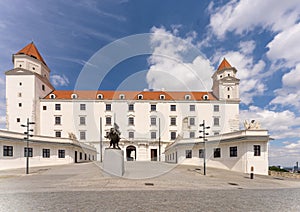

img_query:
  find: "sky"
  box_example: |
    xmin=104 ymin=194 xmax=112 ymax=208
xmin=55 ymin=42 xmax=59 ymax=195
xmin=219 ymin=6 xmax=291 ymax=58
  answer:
xmin=0 ymin=0 xmax=300 ymax=166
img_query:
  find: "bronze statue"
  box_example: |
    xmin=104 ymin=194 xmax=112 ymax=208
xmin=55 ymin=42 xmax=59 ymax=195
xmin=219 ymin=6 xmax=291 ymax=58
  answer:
xmin=105 ymin=123 xmax=121 ymax=149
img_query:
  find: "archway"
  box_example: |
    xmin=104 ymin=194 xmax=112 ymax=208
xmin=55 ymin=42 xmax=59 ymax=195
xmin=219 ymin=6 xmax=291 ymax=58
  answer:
xmin=126 ymin=145 xmax=136 ymax=161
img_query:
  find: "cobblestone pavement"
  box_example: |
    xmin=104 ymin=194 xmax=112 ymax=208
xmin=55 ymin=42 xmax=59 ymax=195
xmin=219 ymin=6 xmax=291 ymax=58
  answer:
xmin=0 ymin=162 xmax=300 ymax=211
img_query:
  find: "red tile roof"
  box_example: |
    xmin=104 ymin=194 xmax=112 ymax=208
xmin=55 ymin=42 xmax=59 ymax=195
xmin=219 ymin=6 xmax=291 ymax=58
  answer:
xmin=217 ymin=58 xmax=232 ymax=71
xmin=15 ymin=42 xmax=47 ymax=66
xmin=45 ymin=90 xmax=216 ymax=101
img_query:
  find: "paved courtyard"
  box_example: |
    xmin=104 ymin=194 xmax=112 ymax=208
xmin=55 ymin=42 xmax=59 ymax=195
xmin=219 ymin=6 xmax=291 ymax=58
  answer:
xmin=0 ymin=161 xmax=300 ymax=211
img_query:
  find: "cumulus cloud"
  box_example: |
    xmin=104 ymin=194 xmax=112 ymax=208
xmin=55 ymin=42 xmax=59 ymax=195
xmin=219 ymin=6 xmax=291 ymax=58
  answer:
xmin=240 ymin=106 xmax=300 ymax=139
xmin=51 ymin=74 xmax=70 ymax=87
xmin=267 ymin=23 xmax=300 ymax=67
xmin=146 ymin=26 xmax=214 ymax=91
xmin=209 ymin=0 xmax=300 ymax=39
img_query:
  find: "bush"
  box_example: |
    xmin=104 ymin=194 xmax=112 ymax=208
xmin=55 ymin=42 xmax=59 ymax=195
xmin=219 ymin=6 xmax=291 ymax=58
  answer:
xmin=269 ymin=166 xmax=289 ymax=172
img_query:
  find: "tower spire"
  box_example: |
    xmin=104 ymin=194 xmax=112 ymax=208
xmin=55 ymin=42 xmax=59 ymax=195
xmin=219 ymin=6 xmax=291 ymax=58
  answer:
xmin=15 ymin=42 xmax=47 ymax=66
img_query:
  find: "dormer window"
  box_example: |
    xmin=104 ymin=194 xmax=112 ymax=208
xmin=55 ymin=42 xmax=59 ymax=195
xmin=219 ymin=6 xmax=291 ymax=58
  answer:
xmin=71 ymin=94 xmax=78 ymax=99
xmin=97 ymin=94 xmax=103 ymax=99
xmin=119 ymin=94 xmax=125 ymax=100
xmin=160 ymin=95 xmax=165 ymax=100
xmin=185 ymin=95 xmax=191 ymax=100
xmin=203 ymin=95 xmax=209 ymax=100
xmin=50 ymin=94 xmax=56 ymax=99
xmin=137 ymin=94 xmax=143 ymax=100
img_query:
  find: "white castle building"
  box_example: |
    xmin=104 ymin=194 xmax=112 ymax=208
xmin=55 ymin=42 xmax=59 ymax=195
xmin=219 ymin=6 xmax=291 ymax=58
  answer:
xmin=1 ymin=42 xmax=270 ymax=174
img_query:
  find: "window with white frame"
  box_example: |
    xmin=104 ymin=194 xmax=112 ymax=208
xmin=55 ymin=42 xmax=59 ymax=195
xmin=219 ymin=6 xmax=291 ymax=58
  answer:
xmin=185 ymin=94 xmax=191 ymax=100
xmin=213 ymin=117 xmax=220 ymax=126
xmin=3 ymin=145 xmax=13 ymax=157
xmin=128 ymin=131 xmax=134 ymax=139
xmin=128 ymin=117 xmax=134 ymax=125
xmin=55 ymin=116 xmax=61 ymax=125
xmin=42 ymin=149 xmax=50 ymax=158
xmin=137 ymin=94 xmax=143 ymax=100
xmin=199 ymin=149 xmax=204 ymax=158
xmin=190 ymin=105 xmax=195 ymax=111
xmin=213 ymin=148 xmax=221 ymax=158
xmin=55 ymin=131 xmax=61 ymax=137
xmin=254 ymin=145 xmax=261 ymax=156
xmin=170 ymin=117 xmax=176 ymax=126
xmin=106 ymin=104 xmax=111 ymax=111
xmin=55 ymin=104 xmax=61 ymax=110
xmin=106 ymin=116 xmax=112 ymax=125
xmin=80 ymin=116 xmax=86 ymax=125
xmin=230 ymin=146 xmax=237 ymax=157
xmin=80 ymin=131 xmax=86 ymax=140
xmin=189 ymin=117 xmax=195 ymax=126
xmin=24 ymin=147 xmax=33 ymax=157
xmin=185 ymin=150 xmax=192 ymax=158
xmin=160 ymin=94 xmax=165 ymax=100
xmin=58 ymin=149 xmax=65 ymax=158
xmin=214 ymin=105 xmax=219 ymax=112
xmin=170 ymin=105 xmax=176 ymax=111
xmin=119 ymin=94 xmax=125 ymax=100
xmin=151 ymin=104 xmax=156 ymax=111
xmin=170 ymin=131 xmax=176 ymax=140
xmin=128 ymin=104 xmax=134 ymax=111
xmin=97 ymin=94 xmax=103 ymax=99
xmin=80 ymin=104 xmax=86 ymax=110
xmin=189 ymin=131 xmax=195 ymax=138
xmin=150 ymin=117 xmax=156 ymax=126
xmin=151 ymin=131 xmax=157 ymax=139
xmin=71 ymin=94 xmax=77 ymax=99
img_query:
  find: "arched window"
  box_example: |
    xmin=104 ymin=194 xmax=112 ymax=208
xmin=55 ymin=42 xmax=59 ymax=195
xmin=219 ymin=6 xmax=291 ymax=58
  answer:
xmin=203 ymin=95 xmax=209 ymax=100
xmin=137 ymin=94 xmax=143 ymax=100
xmin=119 ymin=94 xmax=125 ymax=100
xmin=97 ymin=94 xmax=103 ymax=99
xmin=71 ymin=94 xmax=78 ymax=99
xmin=50 ymin=94 xmax=56 ymax=99
xmin=159 ymin=95 xmax=165 ymax=100
xmin=185 ymin=95 xmax=191 ymax=100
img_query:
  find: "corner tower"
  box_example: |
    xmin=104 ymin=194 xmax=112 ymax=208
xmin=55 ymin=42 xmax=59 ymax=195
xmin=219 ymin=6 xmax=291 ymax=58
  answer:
xmin=5 ymin=42 xmax=54 ymax=133
xmin=212 ymin=58 xmax=240 ymax=101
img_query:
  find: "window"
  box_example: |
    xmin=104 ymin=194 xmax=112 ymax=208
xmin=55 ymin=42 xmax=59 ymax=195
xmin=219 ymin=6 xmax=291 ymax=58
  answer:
xmin=106 ymin=117 xmax=112 ymax=125
xmin=80 ymin=152 xmax=82 ymax=160
xmin=19 ymin=82 xmax=22 ymax=86
xmin=254 ymin=145 xmax=261 ymax=156
xmin=80 ymin=131 xmax=86 ymax=140
xmin=119 ymin=94 xmax=125 ymax=99
xmin=170 ymin=105 xmax=176 ymax=111
xmin=137 ymin=94 xmax=143 ymax=100
xmin=128 ymin=131 xmax=134 ymax=139
xmin=42 ymin=85 xmax=45 ymax=91
xmin=203 ymin=95 xmax=209 ymax=100
xmin=128 ymin=104 xmax=134 ymax=111
xmin=71 ymin=94 xmax=77 ymax=99
xmin=80 ymin=117 xmax=86 ymax=125
xmin=18 ymin=92 xmax=22 ymax=97
xmin=80 ymin=104 xmax=86 ymax=110
xmin=199 ymin=149 xmax=204 ymax=158
xmin=3 ymin=146 xmax=13 ymax=157
xmin=58 ymin=150 xmax=65 ymax=158
xmin=128 ymin=117 xmax=134 ymax=125
xmin=160 ymin=95 xmax=165 ymax=100
xmin=185 ymin=95 xmax=191 ymax=100
xmin=214 ymin=131 xmax=220 ymax=135
xmin=55 ymin=104 xmax=61 ymax=110
xmin=227 ymin=87 xmax=230 ymax=91
xmin=170 ymin=132 xmax=176 ymax=140
xmin=55 ymin=116 xmax=61 ymax=125
xmin=151 ymin=117 xmax=156 ymax=126
xmin=190 ymin=105 xmax=195 ymax=111
xmin=18 ymin=103 xmax=22 ymax=107
xmin=17 ymin=118 xmax=20 ymax=123
xmin=189 ymin=117 xmax=195 ymax=126
xmin=106 ymin=104 xmax=111 ymax=111
xmin=213 ymin=148 xmax=221 ymax=158
xmin=151 ymin=104 xmax=156 ymax=111
xmin=189 ymin=131 xmax=195 ymax=138
xmin=213 ymin=117 xmax=220 ymax=126
xmin=42 ymin=149 xmax=50 ymax=158
xmin=185 ymin=150 xmax=192 ymax=158
xmin=43 ymin=106 xmax=47 ymax=110
xmin=170 ymin=117 xmax=176 ymax=126
xmin=50 ymin=94 xmax=56 ymax=99
xmin=151 ymin=131 xmax=157 ymax=139
xmin=97 ymin=94 xmax=103 ymax=99
xmin=55 ymin=131 xmax=61 ymax=138
xmin=24 ymin=147 xmax=33 ymax=157
xmin=214 ymin=105 xmax=219 ymax=112
xmin=227 ymin=95 xmax=230 ymax=99
xmin=230 ymin=146 xmax=238 ymax=157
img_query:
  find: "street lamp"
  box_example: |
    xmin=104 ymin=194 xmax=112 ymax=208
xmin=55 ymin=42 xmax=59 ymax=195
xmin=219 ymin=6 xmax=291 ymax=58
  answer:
xmin=21 ymin=118 xmax=35 ymax=174
xmin=199 ymin=120 xmax=210 ymax=176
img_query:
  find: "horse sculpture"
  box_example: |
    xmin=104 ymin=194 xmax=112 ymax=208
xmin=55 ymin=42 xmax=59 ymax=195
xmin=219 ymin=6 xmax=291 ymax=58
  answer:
xmin=105 ymin=124 xmax=121 ymax=149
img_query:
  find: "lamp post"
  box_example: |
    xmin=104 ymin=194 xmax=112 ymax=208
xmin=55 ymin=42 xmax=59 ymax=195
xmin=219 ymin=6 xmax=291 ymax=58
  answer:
xmin=100 ymin=117 xmax=103 ymax=162
xmin=158 ymin=118 xmax=161 ymax=161
xmin=199 ymin=120 xmax=210 ymax=176
xmin=21 ymin=118 xmax=35 ymax=174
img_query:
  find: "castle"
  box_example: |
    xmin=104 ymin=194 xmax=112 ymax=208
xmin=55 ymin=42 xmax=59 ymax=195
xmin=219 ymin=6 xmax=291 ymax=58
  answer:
xmin=1 ymin=42 xmax=270 ymax=174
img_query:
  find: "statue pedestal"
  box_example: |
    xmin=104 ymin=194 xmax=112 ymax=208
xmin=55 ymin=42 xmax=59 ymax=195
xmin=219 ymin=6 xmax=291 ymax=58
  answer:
xmin=103 ymin=148 xmax=124 ymax=177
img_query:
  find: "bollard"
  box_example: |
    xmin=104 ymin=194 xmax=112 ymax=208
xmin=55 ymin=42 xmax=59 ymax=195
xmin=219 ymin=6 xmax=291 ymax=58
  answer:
xmin=250 ymin=166 xmax=254 ymax=179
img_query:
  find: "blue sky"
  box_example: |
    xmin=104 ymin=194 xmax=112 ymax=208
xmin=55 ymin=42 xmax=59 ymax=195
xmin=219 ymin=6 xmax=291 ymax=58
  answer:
xmin=0 ymin=0 xmax=300 ymax=166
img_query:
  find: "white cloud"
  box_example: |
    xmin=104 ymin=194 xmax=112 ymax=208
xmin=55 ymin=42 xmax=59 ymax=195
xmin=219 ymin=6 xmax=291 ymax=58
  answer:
xmin=269 ymin=143 xmax=300 ymax=167
xmin=209 ymin=0 xmax=300 ymax=39
xmin=240 ymin=106 xmax=300 ymax=139
xmin=146 ymin=26 xmax=214 ymax=91
xmin=51 ymin=74 xmax=70 ymax=87
xmin=270 ymin=64 xmax=300 ymax=108
xmin=238 ymin=40 xmax=256 ymax=55
xmin=267 ymin=23 xmax=300 ymax=67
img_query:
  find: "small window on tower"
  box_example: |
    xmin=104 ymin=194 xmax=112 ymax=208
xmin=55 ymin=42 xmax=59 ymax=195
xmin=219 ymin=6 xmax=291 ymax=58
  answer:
xmin=32 ymin=67 xmax=35 ymax=70
xmin=19 ymin=82 xmax=22 ymax=86
xmin=17 ymin=118 xmax=20 ymax=123
xmin=228 ymin=95 xmax=230 ymax=99
xmin=43 ymin=106 xmax=47 ymax=110
xmin=19 ymin=64 xmax=22 ymax=67
xmin=227 ymin=87 xmax=230 ymax=91
xmin=42 ymin=85 xmax=45 ymax=91
xmin=18 ymin=103 xmax=22 ymax=107
xmin=18 ymin=93 xmax=22 ymax=97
